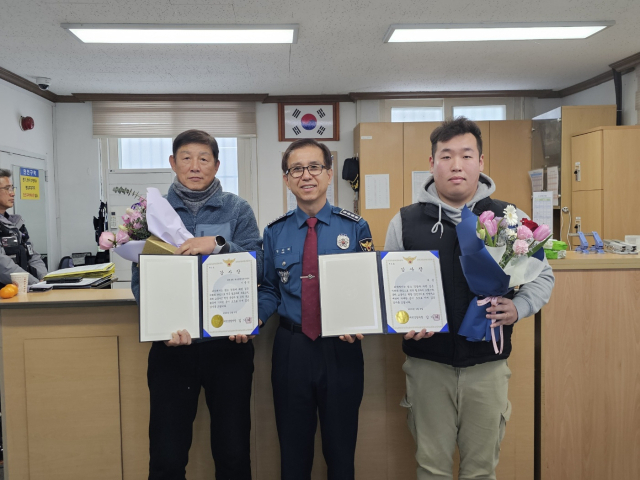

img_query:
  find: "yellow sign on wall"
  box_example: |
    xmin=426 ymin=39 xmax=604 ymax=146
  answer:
xmin=20 ymin=168 xmax=40 ymax=200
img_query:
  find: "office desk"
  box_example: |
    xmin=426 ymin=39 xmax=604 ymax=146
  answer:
xmin=541 ymin=252 xmax=640 ymax=480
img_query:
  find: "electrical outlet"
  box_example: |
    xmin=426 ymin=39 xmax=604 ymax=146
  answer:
xmin=575 ymin=217 xmax=581 ymax=232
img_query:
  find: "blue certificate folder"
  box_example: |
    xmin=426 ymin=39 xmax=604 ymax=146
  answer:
xmin=138 ymin=252 xmax=259 ymax=343
xmin=317 ymin=251 xmax=447 ymax=337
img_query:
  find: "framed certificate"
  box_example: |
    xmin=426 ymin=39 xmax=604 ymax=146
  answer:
xmin=201 ymin=252 xmax=259 ymax=338
xmin=138 ymin=252 xmax=259 ymax=342
xmin=381 ymin=251 xmax=448 ymax=333
xmin=318 ymin=252 xmax=384 ymax=337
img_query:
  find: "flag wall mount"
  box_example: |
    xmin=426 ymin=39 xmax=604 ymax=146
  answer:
xmin=278 ymin=102 xmax=340 ymax=141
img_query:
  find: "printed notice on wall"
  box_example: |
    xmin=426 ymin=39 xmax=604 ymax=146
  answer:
xmin=20 ymin=168 xmax=40 ymax=200
xmin=528 ymin=169 xmax=544 ymax=193
xmin=411 ymin=171 xmax=430 ymax=204
xmin=546 ymin=166 xmax=559 ymax=206
xmin=533 ymin=191 xmax=553 ymax=234
xmin=365 ymin=174 xmax=390 ymax=210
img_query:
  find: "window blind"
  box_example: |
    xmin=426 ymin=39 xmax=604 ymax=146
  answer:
xmin=92 ymin=101 xmax=256 ymax=138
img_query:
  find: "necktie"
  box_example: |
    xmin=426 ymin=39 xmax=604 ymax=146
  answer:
xmin=301 ymin=217 xmax=321 ymax=340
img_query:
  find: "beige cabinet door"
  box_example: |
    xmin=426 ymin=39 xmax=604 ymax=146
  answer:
xmin=571 ymin=131 xmax=603 ymax=192
xmin=489 ymin=120 xmax=533 ymax=217
xmin=571 ymin=190 xmax=603 ymax=246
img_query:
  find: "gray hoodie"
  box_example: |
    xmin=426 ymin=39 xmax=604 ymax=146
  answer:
xmin=384 ymin=172 xmax=555 ymax=320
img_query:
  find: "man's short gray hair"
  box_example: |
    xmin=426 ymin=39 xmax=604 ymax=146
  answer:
xmin=0 ymin=169 xmax=12 ymax=179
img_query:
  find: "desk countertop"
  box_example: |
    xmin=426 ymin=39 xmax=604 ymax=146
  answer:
xmin=0 ymin=288 xmax=136 ymax=310
xmin=549 ymin=251 xmax=640 ymax=270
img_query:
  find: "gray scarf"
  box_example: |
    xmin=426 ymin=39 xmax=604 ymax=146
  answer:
xmin=172 ymin=177 xmax=221 ymax=215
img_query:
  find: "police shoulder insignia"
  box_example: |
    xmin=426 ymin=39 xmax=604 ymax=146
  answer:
xmin=338 ymin=209 xmax=361 ymax=222
xmin=359 ymin=238 xmax=374 ymax=252
xmin=268 ymin=211 xmax=292 ymax=227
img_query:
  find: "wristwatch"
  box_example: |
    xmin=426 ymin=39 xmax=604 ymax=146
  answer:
xmin=212 ymin=235 xmax=228 ymax=254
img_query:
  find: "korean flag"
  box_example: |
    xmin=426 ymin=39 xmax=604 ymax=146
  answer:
xmin=283 ymin=105 xmax=334 ymax=139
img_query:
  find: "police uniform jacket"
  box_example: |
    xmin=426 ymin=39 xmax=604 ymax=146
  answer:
xmin=0 ymin=212 xmax=47 ymax=287
xmin=259 ymin=201 xmax=373 ymax=324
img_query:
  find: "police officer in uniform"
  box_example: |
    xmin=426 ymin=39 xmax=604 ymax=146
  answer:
xmin=0 ymin=169 xmax=47 ymax=287
xmin=259 ymin=139 xmax=374 ymax=480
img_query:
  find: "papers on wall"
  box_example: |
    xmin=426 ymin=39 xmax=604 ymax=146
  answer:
xmin=411 ymin=171 xmax=430 ymax=204
xmin=533 ymin=191 xmax=554 ymax=233
xmin=528 ymin=169 xmax=544 ymax=193
xmin=365 ymin=174 xmax=390 ymax=209
xmin=546 ymin=166 xmax=559 ymax=206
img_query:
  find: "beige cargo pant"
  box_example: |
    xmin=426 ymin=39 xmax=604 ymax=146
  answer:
xmin=402 ymin=356 xmax=512 ymax=480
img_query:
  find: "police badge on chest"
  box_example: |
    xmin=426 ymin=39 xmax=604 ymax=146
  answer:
xmin=278 ymin=269 xmax=290 ymax=284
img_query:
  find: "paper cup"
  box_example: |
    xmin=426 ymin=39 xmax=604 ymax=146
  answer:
xmin=10 ymin=272 xmax=30 ymax=294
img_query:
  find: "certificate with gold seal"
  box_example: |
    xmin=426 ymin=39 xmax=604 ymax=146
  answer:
xmin=381 ymin=251 xmax=448 ymax=334
xmin=138 ymin=252 xmax=258 ymax=342
xmin=201 ymin=252 xmax=259 ymax=338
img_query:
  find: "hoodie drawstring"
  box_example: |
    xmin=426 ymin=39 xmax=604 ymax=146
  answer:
xmin=431 ymin=204 xmax=443 ymax=238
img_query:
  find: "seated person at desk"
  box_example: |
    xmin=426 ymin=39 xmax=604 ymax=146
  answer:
xmin=131 ymin=129 xmax=263 ymax=480
xmin=0 ymin=168 xmax=47 ymax=287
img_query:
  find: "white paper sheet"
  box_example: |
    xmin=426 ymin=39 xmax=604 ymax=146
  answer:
xmin=318 ymin=252 xmax=384 ymax=337
xmin=381 ymin=251 xmax=448 ymax=333
xmin=201 ymin=253 xmax=259 ymax=337
xmin=529 ymin=169 xmax=544 ymax=192
xmin=412 ymin=171 xmax=430 ymax=204
xmin=364 ymin=174 xmax=390 ymax=210
xmin=546 ymin=166 xmax=559 ymax=206
xmin=139 ymin=255 xmax=201 ymax=342
xmin=533 ymin=191 xmax=554 ymax=234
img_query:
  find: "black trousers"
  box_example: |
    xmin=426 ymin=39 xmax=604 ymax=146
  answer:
xmin=271 ymin=325 xmax=365 ymax=480
xmin=147 ymin=339 xmax=254 ymax=480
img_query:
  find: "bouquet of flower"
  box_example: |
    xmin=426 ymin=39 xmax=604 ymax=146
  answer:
xmin=99 ymin=187 xmax=194 ymax=262
xmin=456 ymin=205 xmax=551 ymax=354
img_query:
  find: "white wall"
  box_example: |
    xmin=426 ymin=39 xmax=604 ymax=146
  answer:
xmin=533 ymin=71 xmax=638 ymax=124
xmin=255 ymin=102 xmax=357 ymax=232
xmin=55 ymin=103 xmax=101 ymax=258
xmin=0 ymin=79 xmax=59 ymax=267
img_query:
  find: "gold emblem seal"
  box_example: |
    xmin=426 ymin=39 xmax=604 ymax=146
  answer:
xmin=211 ymin=315 xmax=224 ymax=328
xmin=395 ymin=310 xmax=409 ymax=324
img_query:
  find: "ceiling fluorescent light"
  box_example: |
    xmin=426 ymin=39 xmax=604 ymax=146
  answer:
xmin=384 ymin=22 xmax=614 ymax=42
xmin=62 ymin=24 xmax=298 ymax=44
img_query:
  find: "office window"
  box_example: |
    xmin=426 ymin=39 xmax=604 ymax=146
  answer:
xmin=452 ymin=105 xmax=507 ymax=121
xmin=116 ymin=137 xmax=239 ymax=195
xmin=119 ymin=138 xmax=173 ymax=169
xmin=391 ymin=107 xmax=444 ymax=122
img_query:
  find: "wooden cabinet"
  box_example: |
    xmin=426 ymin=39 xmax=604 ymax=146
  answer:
xmin=570 ymin=126 xmax=640 ymax=245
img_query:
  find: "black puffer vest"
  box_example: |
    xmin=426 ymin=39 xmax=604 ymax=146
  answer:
xmin=400 ymin=197 xmax=515 ymax=367
xmin=0 ymin=219 xmax=37 ymax=288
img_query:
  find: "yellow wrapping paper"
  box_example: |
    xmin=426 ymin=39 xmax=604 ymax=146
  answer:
xmin=141 ymin=235 xmax=177 ymax=255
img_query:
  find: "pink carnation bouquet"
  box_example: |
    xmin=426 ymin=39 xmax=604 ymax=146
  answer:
xmin=476 ymin=205 xmax=551 ymax=284
xmin=99 ymin=187 xmax=194 ymax=262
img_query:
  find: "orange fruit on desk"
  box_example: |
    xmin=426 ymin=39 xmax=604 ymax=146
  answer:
xmin=0 ymin=284 xmax=19 ymax=298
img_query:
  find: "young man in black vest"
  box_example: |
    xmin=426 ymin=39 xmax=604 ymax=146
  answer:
xmin=384 ymin=117 xmax=554 ymax=480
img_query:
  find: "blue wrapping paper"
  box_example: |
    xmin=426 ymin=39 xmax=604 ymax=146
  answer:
xmin=456 ymin=207 xmax=511 ymax=343
xmin=456 ymin=207 xmax=546 ymax=343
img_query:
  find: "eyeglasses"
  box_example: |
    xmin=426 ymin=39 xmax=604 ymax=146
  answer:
xmin=0 ymin=185 xmax=16 ymax=193
xmin=286 ymin=164 xmax=327 ymax=178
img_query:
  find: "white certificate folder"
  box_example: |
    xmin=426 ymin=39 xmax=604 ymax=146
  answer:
xmin=318 ymin=251 xmax=447 ymax=337
xmin=139 ymin=252 xmax=259 ymax=342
